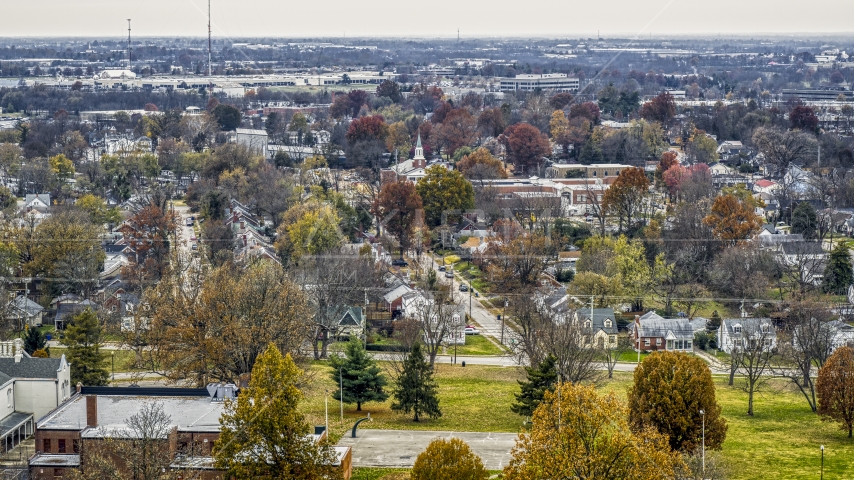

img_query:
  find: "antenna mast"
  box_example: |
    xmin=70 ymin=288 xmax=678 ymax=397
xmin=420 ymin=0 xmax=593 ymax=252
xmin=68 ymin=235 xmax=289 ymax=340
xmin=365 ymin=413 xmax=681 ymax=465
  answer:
xmin=127 ymin=19 xmax=132 ymax=71
xmin=208 ymin=0 xmax=212 ymax=78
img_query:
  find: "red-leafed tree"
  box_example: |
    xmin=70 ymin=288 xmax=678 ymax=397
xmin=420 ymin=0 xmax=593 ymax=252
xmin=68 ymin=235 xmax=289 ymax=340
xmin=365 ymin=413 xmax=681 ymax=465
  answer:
xmin=347 ymin=90 xmax=370 ymax=117
xmin=502 ymin=123 xmax=551 ymax=175
xmin=372 ymin=180 xmax=424 ymax=256
xmin=602 ymin=167 xmax=650 ymax=233
xmin=431 ymin=101 xmax=454 ymax=124
xmin=346 ymin=115 xmax=389 ymax=169
xmin=639 ymin=92 xmax=676 ymax=126
xmin=121 ymin=201 xmax=179 ymax=292
xmin=790 ymin=105 xmax=819 ymax=132
xmin=568 ymin=102 xmax=601 ymax=124
xmin=434 ymin=108 xmax=478 ymax=157
xmin=477 ymin=108 xmax=507 ymax=138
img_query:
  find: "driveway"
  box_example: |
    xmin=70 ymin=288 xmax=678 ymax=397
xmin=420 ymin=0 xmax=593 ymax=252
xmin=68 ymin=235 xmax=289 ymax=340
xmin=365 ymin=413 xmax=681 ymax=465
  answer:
xmin=337 ymin=429 xmax=519 ymax=470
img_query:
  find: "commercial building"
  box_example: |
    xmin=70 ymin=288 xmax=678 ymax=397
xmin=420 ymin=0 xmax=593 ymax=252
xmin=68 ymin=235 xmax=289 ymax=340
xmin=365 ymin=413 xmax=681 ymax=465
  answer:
xmin=29 ymin=386 xmax=352 ymax=480
xmin=499 ymin=74 xmax=579 ymax=93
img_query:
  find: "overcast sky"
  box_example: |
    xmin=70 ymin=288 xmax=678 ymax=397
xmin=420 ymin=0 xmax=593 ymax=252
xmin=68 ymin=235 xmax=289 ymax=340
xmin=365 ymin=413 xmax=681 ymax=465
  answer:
xmin=5 ymin=0 xmax=854 ymax=39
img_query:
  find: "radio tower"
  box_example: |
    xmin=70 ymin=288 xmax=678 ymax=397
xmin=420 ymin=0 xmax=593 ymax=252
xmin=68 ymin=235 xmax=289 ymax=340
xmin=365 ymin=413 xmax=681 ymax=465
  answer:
xmin=207 ymin=0 xmax=213 ymax=97
xmin=127 ymin=19 xmax=132 ymax=71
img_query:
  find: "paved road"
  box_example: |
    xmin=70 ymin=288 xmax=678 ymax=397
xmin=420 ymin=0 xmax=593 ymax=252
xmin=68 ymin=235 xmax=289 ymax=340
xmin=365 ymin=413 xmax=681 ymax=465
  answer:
xmin=337 ymin=429 xmax=518 ymax=469
xmin=422 ymin=255 xmax=516 ymax=348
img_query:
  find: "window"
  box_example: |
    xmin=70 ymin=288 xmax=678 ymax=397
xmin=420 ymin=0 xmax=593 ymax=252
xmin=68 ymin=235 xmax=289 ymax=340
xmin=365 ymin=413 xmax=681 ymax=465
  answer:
xmin=609 ymin=336 xmax=616 ymax=344
xmin=733 ymin=324 xmax=742 ymax=334
xmin=597 ymin=194 xmax=603 ymax=202
xmin=604 ymin=171 xmax=609 ymax=176
xmin=604 ymin=319 xmax=612 ymax=328
xmin=58 ymin=439 xmax=66 ymax=453
xmin=592 ymin=171 xmax=598 ymax=177
xmin=656 ymin=338 xmax=662 ymax=346
xmin=686 ymin=340 xmax=692 ymax=349
xmin=54 ymin=469 xmax=63 ymax=477
xmin=578 ymin=194 xmax=587 ymax=203
xmin=584 ymin=320 xmax=591 ymax=328
xmin=761 ymin=324 xmax=770 ymax=333
xmin=644 ymin=338 xmax=650 ymax=346
xmin=667 ymin=340 xmax=674 ymax=350
xmin=43 ymin=439 xmax=51 ymax=452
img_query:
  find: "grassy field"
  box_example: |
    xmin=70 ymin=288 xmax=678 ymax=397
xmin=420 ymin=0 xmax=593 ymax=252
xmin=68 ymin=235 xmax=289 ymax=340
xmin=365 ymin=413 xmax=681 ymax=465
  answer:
xmin=49 ymin=347 xmax=141 ymax=373
xmin=454 ymin=334 xmax=506 ymax=356
xmin=302 ymin=361 xmax=854 ymax=479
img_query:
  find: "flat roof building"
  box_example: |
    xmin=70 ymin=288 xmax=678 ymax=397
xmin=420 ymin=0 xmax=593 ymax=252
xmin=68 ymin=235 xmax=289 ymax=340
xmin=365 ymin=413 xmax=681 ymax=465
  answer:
xmin=499 ymin=74 xmax=579 ymax=93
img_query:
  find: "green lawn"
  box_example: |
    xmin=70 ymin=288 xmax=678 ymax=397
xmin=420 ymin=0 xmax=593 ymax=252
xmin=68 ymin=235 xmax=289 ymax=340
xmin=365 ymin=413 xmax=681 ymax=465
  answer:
xmin=303 ymin=362 xmax=854 ymax=479
xmin=49 ymin=347 xmax=141 ymax=373
xmin=454 ymin=335 xmax=506 ymax=356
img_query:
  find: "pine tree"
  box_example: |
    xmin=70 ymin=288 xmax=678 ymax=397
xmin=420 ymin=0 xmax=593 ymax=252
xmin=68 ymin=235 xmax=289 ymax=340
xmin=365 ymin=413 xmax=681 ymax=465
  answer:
xmin=511 ymin=355 xmax=558 ymax=418
xmin=392 ymin=343 xmax=441 ymax=422
xmin=823 ymin=243 xmax=854 ymax=295
xmin=328 ymin=336 xmax=389 ymax=411
xmin=21 ymin=326 xmax=48 ymax=355
xmin=60 ymin=308 xmax=108 ymax=386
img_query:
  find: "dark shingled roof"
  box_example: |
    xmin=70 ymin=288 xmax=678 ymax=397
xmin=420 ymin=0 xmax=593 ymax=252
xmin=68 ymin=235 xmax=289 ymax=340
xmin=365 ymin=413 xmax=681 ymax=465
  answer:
xmin=0 ymin=357 xmax=62 ymax=379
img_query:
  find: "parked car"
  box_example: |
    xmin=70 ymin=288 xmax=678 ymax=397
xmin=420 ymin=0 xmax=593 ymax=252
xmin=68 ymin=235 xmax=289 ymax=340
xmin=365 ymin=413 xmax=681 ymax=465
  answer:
xmin=391 ymin=259 xmax=409 ymax=267
xmin=438 ymin=266 xmax=446 ymax=271
xmin=445 ymin=271 xmax=454 ymax=278
xmin=459 ymin=284 xmax=469 ymax=292
xmin=464 ymin=327 xmax=480 ymax=335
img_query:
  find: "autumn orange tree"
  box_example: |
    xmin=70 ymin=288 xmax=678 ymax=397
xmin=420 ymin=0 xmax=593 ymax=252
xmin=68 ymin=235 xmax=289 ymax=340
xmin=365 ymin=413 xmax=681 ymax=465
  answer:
xmin=817 ymin=346 xmax=854 ymax=438
xmin=502 ymin=123 xmax=551 ymax=175
xmin=702 ymin=194 xmax=761 ymax=245
xmin=371 ymin=180 xmax=424 ymax=255
xmin=411 ymin=438 xmax=488 ymax=480
xmin=503 ymin=383 xmax=684 ymax=480
xmin=639 ymin=92 xmax=676 ymax=126
xmin=602 ymin=167 xmax=650 ymax=234
xmin=120 ymin=200 xmax=179 ymax=291
xmin=456 ymin=147 xmax=507 ymax=182
xmin=655 ymin=150 xmax=679 ymax=184
xmin=628 ymin=351 xmax=727 ymax=452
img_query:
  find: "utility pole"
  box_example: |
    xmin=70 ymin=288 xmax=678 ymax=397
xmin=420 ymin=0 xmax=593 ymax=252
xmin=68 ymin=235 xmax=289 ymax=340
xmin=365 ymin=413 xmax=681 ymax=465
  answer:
xmin=126 ymin=19 xmax=132 ymax=71
xmin=339 ymin=367 xmax=343 ymax=422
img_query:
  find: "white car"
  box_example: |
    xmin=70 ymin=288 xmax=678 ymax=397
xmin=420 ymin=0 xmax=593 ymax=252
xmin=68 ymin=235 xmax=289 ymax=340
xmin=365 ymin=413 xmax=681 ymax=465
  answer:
xmin=464 ymin=327 xmax=480 ymax=335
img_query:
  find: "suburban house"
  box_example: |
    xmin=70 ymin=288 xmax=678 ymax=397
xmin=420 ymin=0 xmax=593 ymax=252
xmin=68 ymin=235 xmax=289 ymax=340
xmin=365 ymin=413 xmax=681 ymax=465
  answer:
xmin=335 ymin=306 xmax=365 ymax=340
xmin=718 ymin=318 xmax=777 ymax=354
xmin=632 ymin=312 xmax=694 ymax=352
xmin=573 ymin=308 xmax=619 ymax=348
xmin=0 ymin=338 xmax=72 ymax=455
xmin=6 ymin=295 xmax=45 ymax=328
xmin=29 ymin=386 xmax=352 ymax=480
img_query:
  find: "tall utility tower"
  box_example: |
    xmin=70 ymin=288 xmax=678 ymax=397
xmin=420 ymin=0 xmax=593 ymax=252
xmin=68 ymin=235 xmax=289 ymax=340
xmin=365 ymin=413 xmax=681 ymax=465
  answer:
xmin=207 ymin=0 xmax=212 ymax=78
xmin=127 ymin=19 xmax=132 ymax=71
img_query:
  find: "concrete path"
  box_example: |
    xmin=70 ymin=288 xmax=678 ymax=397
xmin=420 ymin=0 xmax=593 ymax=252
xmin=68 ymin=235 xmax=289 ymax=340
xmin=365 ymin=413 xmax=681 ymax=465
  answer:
xmin=337 ymin=429 xmax=519 ymax=470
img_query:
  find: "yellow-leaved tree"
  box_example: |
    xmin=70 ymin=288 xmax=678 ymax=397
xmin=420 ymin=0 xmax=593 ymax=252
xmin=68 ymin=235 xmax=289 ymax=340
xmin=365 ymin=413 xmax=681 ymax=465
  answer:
xmin=214 ymin=343 xmax=341 ymax=479
xmin=411 ymin=438 xmax=488 ymax=480
xmin=503 ymin=383 xmax=684 ymax=480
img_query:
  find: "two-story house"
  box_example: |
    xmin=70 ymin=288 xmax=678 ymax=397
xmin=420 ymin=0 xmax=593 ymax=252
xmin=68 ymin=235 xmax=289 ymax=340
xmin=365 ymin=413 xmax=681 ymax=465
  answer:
xmin=718 ymin=318 xmax=777 ymax=354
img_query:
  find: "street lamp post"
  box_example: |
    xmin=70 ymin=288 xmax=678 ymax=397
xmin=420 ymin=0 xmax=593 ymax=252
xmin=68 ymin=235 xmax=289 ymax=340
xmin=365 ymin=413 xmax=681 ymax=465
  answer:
xmin=820 ymin=445 xmax=825 ymax=480
xmin=111 ymin=351 xmax=115 ymax=382
xmin=699 ymin=409 xmax=705 ymax=475
xmin=501 ymin=300 xmax=507 ymax=345
xmin=339 ymin=367 xmax=344 ymax=422
xmin=325 ymin=390 xmax=329 ymax=434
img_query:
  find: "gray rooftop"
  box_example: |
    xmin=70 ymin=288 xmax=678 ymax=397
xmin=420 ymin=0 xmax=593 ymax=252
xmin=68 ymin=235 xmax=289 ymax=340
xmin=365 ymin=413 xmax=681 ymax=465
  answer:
xmin=0 ymin=356 xmax=63 ymax=380
xmin=636 ymin=317 xmax=694 ymax=339
xmin=29 ymin=454 xmax=80 ymax=467
xmin=38 ymin=395 xmax=225 ymax=433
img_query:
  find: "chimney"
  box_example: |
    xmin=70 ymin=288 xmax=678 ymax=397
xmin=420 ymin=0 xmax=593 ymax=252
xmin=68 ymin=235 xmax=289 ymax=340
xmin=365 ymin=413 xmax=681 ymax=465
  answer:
xmin=85 ymin=395 xmax=97 ymax=427
xmin=13 ymin=348 xmax=21 ymax=363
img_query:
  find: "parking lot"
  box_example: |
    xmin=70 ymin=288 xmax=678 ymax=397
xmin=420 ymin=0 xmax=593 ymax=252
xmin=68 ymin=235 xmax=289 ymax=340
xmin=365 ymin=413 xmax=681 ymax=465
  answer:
xmin=336 ymin=429 xmax=519 ymax=470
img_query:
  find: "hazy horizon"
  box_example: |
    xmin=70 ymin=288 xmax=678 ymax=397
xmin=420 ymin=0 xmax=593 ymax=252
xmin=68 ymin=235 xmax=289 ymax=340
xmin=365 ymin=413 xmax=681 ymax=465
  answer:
xmin=5 ymin=0 xmax=854 ymax=39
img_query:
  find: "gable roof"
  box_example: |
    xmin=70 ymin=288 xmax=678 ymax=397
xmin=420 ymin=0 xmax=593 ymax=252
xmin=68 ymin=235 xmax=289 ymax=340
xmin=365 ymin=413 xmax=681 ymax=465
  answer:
xmin=781 ymin=241 xmax=825 ymax=256
xmin=10 ymin=296 xmax=44 ymax=316
xmin=338 ymin=307 xmax=363 ymax=326
xmin=576 ymin=308 xmax=618 ymax=334
xmin=0 ymin=356 xmax=64 ymax=380
xmin=722 ymin=317 xmax=775 ymax=336
xmin=636 ymin=317 xmax=693 ymax=339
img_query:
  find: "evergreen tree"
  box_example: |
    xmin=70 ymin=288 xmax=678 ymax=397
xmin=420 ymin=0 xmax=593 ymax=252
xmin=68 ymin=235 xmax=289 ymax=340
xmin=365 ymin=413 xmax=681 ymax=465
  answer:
xmin=214 ymin=344 xmax=339 ymax=478
xmin=328 ymin=336 xmax=389 ymax=411
xmin=707 ymin=310 xmax=722 ymax=331
xmin=60 ymin=308 xmax=108 ymax=386
xmin=392 ymin=343 xmax=441 ymax=422
xmin=511 ymin=355 xmax=558 ymax=418
xmin=823 ymin=243 xmax=854 ymax=295
xmin=21 ymin=326 xmax=48 ymax=356
xmin=790 ymin=201 xmax=817 ymax=239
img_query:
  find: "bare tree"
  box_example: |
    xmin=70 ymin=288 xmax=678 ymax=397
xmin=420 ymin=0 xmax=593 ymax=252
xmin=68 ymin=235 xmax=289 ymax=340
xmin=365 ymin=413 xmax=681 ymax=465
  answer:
xmin=73 ymin=401 xmax=173 ymax=480
xmin=752 ymin=126 xmax=817 ymax=177
xmin=602 ymin=335 xmax=632 ymax=379
xmin=774 ymin=302 xmax=835 ymax=412
xmin=735 ymin=321 xmax=776 ymax=416
xmin=294 ymin=250 xmax=384 ymax=359
xmin=408 ymin=289 xmax=462 ymax=367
